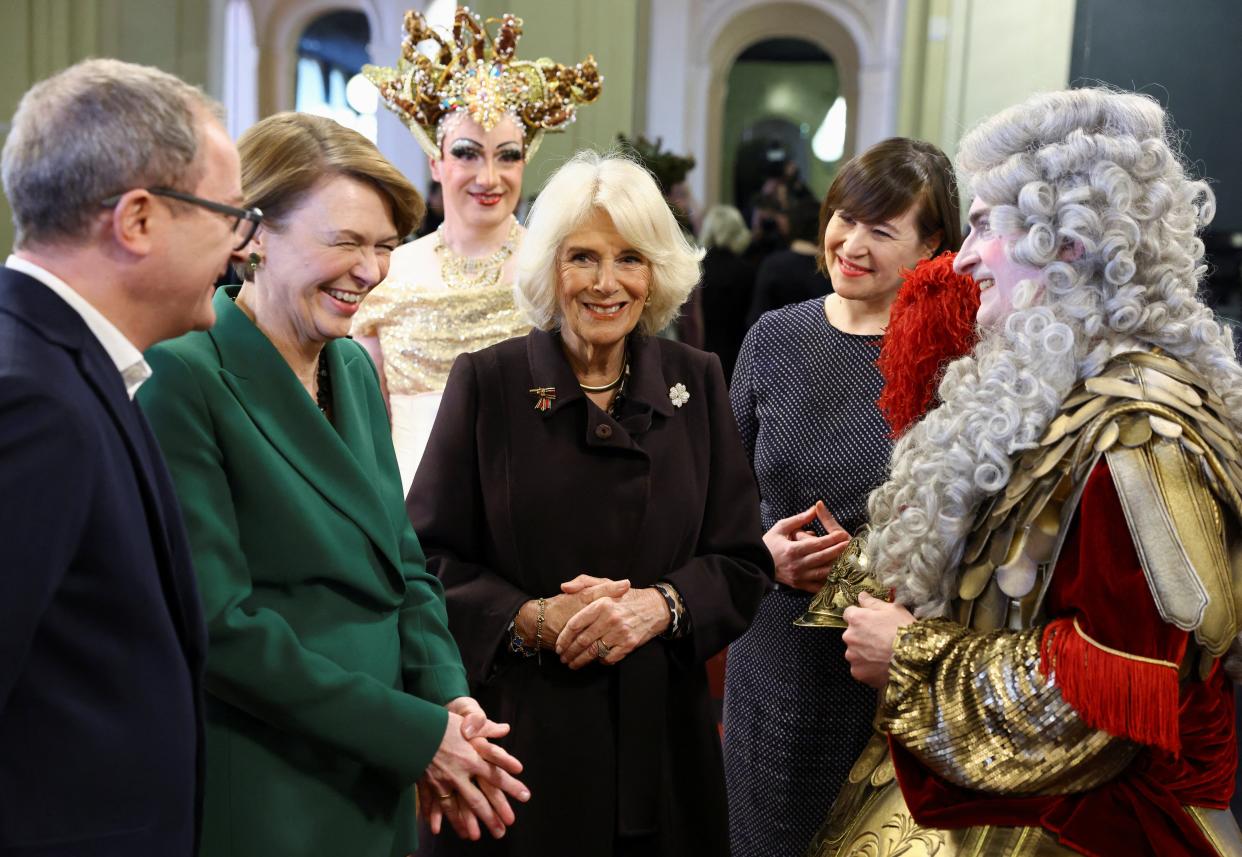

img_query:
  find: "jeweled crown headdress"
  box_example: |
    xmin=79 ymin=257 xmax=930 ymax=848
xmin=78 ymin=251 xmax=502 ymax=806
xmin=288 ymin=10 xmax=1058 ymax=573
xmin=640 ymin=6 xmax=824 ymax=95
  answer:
xmin=364 ymin=8 xmax=603 ymax=163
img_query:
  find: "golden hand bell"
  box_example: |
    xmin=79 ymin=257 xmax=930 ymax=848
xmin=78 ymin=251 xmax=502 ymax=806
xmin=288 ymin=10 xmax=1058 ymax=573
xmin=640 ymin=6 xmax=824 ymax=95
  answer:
xmin=794 ymin=526 xmax=892 ymax=628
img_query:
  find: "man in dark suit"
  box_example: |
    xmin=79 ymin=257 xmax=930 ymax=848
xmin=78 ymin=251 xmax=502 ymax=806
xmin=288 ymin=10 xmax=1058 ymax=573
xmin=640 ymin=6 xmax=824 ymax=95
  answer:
xmin=0 ymin=58 xmax=247 ymax=855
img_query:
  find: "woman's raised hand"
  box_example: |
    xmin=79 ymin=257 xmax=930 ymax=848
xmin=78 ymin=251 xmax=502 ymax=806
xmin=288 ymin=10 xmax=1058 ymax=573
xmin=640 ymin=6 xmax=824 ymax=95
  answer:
xmin=762 ymin=501 xmax=851 ymax=593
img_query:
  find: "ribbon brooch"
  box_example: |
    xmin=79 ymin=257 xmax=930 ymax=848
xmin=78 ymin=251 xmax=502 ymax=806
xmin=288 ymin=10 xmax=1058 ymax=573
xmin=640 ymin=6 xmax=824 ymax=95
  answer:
xmin=530 ymin=386 xmax=557 ymax=412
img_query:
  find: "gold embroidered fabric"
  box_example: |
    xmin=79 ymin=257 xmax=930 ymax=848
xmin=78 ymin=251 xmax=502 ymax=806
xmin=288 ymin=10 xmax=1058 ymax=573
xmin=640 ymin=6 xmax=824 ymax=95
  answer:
xmin=352 ymin=278 xmax=529 ymax=395
xmin=809 ymin=350 xmax=1242 ymax=857
xmin=810 ymin=746 xmax=1087 ymax=857
xmin=955 ymin=351 xmax=1242 ymax=652
xmin=880 ymin=619 xmax=1136 ymax=795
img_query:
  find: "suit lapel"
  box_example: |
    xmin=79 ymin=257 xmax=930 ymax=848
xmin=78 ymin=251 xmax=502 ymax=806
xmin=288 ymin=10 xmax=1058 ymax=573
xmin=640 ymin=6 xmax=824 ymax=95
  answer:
xmin=0 ymin=268 xmax=195 ymax=651
xmin=209 ymin=290 xmax=404 ymax=576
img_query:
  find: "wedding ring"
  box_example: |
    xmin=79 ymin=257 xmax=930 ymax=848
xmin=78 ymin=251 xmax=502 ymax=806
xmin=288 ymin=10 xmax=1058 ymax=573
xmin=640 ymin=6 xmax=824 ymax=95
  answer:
xmin=595 ymin=639 xmax=612 ymax=659
xmin=437 ymin=792 xmax=453 ymax=802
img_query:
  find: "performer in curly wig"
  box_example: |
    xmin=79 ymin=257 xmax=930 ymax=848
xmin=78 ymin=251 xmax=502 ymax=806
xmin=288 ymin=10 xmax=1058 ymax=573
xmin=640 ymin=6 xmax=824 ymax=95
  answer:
xmin=813 ymin=88 xmax=1242 ymax=857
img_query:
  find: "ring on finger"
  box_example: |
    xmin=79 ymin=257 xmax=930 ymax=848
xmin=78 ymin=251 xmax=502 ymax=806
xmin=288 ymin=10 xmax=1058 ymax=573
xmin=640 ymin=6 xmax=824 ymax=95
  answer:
xmin=437 ymin=792 xmax=453 ymax=802
xmin=594 ymin=639 xmax=612 ymax=659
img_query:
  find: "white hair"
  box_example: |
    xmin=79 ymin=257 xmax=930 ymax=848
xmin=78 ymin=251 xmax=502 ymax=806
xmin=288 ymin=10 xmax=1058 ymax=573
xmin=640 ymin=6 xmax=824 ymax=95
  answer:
xmin=698 ymin=204 xmax=751 ymax=255
xmin=866 ymin=88 xmax=1242 ymax=619
xmin=514 ymin=150 xmax=704 ymax=335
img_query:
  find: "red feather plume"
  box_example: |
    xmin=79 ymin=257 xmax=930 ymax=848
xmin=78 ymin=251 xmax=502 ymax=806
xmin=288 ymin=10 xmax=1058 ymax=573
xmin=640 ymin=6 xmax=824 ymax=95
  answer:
xmin=876 ymin=252 xmax=980 ymax=438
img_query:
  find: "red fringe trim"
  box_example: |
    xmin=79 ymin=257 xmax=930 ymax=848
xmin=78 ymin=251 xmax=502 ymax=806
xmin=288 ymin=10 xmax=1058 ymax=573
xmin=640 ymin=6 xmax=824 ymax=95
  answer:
xmin=1040 ymin=617 xmax=1181 ymax=755
xmin=877 ymin=252 xmax=980 ymax=438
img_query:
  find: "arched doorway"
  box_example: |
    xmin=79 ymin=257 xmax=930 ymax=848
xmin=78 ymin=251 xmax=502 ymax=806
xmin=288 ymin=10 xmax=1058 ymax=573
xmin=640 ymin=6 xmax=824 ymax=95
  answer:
xmin=723 ymin=38 xmax=841 ymax=219
xmin=294 ymin=10 xmax=377 ymax=140
xmin=646 ymin=0 xmax=902 ymax=207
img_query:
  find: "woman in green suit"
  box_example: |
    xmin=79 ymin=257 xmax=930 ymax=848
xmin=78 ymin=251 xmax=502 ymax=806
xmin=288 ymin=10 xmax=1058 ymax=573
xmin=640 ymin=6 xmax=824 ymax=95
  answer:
xmin=138 ymin=113 xmax=528 ymax=857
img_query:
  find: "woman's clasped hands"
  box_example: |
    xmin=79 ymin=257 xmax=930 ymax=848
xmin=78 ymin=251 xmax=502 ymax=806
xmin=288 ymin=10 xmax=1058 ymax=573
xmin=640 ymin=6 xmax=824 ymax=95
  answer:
xmin=556 ymin=574 xmax=673 ymax=669
xmin=418 ymin=697 xmax=529 ymax=841
xmin=513 ymin=574 xmax=672 ymax=671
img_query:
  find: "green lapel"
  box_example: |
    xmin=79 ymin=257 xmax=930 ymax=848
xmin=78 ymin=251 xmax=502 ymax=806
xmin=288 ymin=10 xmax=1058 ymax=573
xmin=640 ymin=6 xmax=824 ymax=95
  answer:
xmin=208 ymin=288 xmax=404 ymax=579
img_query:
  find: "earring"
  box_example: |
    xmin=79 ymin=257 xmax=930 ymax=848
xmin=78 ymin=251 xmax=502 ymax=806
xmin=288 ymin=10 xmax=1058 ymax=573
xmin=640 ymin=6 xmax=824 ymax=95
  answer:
xmin=247 ymin=252 xmax=261 ymax=274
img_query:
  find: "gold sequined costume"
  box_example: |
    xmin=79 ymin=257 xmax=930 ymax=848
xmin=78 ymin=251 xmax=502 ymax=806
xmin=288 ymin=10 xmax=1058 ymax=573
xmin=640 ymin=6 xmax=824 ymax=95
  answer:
xmin=810 ymin=351 xmax=1242 ymax=857
xmin=351 ymin=247 xmax=529 ymax=489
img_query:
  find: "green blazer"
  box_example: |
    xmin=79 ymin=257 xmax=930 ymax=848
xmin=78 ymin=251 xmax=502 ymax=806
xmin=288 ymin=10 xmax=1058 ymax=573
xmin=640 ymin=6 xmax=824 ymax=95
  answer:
xmin=139 ymin=287 xmax=468 ymax=857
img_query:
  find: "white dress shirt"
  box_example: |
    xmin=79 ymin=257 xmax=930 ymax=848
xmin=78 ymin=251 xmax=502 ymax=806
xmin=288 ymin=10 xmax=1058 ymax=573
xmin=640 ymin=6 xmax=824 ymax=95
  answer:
xmin=5 ymin=254 xmax=152 ymax=399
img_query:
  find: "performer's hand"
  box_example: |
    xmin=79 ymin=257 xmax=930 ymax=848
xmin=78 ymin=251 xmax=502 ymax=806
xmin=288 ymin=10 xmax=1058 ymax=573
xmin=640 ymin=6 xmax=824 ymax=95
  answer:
xmin=762 ymin=502 xmax=851 ymax=592
xmin=841 ymin=592 xmax=915 ymax=688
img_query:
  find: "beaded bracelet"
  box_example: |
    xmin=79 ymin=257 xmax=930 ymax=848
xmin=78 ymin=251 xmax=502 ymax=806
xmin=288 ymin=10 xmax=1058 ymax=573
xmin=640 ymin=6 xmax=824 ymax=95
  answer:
xmin=507 ymin=596 xmax=548 ymax=661
xmin=508 ymin=620 xmax=537 ymax=658
xmin=534 ymin=597 xmax=546 ymax=664
xmin=654 ymin=582 xmax=687 ymax=639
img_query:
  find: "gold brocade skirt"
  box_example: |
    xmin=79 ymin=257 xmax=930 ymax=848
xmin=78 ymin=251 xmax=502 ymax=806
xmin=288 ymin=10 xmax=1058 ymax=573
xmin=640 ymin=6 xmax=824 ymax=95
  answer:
xmin=807 ymin=734 xmax=1242 ymax=857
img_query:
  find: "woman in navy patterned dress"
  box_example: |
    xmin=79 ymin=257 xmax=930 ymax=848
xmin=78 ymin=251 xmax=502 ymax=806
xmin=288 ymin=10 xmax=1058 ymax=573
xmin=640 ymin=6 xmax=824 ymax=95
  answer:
xmin=723 ymin=138 xmax=962 ymax=857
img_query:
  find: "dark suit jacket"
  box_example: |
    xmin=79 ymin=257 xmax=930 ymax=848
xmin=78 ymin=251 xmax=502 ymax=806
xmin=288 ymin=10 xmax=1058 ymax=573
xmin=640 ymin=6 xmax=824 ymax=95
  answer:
xmin=408 ymin=328 xmax=772 ymax=856
xmin=139 ymin=287 xmax=468 ymax=857
xmin=0 ymin=267 xmax=206 ymax=856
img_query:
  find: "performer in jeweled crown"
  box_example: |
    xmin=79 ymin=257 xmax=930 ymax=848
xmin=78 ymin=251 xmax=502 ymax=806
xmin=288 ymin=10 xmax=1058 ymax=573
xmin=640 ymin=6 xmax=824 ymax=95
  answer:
xmin=353 ymin=8 xmax=601 ymax=489
xmin=812 ymin=87 xmax=1242 ymax=857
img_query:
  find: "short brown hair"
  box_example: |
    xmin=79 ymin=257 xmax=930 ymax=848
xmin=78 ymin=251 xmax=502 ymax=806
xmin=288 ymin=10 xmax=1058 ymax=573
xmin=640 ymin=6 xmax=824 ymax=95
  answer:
xmin=2 ymin=58 xmax=222 ymax=248
xmin=237 ymin=113 xmax=423 ymax=266
xmin=816 ymin=137 xmax=961 ymax=275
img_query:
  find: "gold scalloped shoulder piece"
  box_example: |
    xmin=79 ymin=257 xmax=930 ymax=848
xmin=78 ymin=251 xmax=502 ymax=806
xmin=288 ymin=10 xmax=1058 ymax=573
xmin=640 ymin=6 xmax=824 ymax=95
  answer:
xmin=957 ymin=352 xmax=1242 ymax=647
xmin=364 ymin=8 xmax=603 ymax=161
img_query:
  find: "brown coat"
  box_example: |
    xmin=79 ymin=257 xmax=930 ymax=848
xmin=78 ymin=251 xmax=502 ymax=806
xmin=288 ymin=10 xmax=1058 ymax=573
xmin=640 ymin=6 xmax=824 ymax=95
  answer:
xmin=408 ymin=328 xmax=772 ymax=856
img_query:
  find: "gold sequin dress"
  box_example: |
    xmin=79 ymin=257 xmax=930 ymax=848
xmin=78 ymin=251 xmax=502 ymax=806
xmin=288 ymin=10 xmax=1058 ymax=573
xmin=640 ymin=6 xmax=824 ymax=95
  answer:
xmin=352 ymin=241 xmax=529 ymax=491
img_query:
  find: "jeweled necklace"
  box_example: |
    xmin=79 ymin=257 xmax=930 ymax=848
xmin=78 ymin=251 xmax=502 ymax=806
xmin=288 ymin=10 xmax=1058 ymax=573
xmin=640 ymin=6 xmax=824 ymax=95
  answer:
xmin=436 ymin=216 xmax=519 ymax=290
xmin=315 ymin=351 xmax=332 ymax=419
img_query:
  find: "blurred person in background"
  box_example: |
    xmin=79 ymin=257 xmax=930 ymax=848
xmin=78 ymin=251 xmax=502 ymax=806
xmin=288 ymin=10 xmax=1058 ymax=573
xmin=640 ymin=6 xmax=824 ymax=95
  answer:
xmin=746 ymin=196 xmax=833 ymax=326
xmin=697 ymin=204 xmax=758 ymax=381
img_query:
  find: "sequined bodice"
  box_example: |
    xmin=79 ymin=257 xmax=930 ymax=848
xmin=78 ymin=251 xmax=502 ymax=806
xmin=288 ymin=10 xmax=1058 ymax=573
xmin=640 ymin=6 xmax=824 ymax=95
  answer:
xmin=352 ymin=279 xmax=529 ymax=395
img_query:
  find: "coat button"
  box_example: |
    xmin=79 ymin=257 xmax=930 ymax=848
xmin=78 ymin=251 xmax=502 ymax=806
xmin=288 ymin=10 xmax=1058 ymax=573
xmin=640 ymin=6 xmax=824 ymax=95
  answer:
xmin=594 ymin=424 xmax=613 ymax=440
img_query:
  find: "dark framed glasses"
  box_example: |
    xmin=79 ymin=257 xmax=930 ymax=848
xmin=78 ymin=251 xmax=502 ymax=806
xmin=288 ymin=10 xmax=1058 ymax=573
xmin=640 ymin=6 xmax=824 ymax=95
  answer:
xmin=101 ymin=187 xmax=263 ymax=251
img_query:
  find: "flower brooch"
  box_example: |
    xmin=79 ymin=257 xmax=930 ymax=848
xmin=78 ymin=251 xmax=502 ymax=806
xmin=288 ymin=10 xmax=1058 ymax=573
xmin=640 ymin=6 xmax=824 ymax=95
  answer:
xmin=669 ymin=382 xmax=689 ymax=408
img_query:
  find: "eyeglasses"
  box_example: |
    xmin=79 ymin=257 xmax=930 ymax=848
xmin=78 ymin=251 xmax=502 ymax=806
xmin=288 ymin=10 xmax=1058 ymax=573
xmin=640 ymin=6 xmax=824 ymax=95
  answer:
xmin=101 ymin=187 xmax=263 ymax=251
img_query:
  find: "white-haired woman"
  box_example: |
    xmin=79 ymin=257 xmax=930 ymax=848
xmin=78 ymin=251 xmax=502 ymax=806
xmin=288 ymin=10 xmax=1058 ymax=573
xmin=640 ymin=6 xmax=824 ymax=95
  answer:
xmin=408 ymin=151 xmax=772 ymax=856
xmin=697 ymin=204 xmax=757 ymax=380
